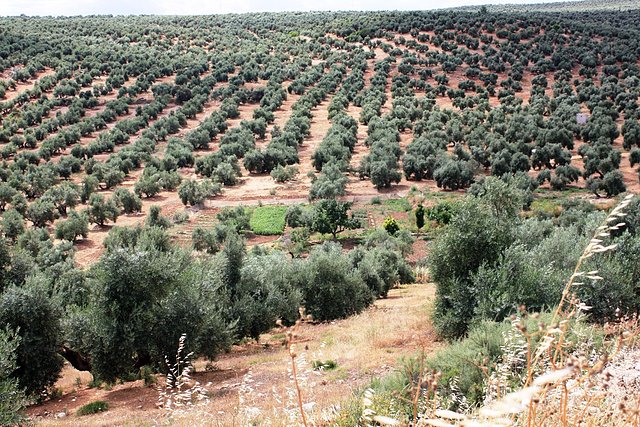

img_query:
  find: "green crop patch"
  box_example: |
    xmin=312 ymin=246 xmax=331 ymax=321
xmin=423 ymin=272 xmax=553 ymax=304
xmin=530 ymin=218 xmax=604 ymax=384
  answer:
xmin=382 ymin=198 xmax=412 ymax=212
xmin=250 ymin=206 xmax=288 ymax=235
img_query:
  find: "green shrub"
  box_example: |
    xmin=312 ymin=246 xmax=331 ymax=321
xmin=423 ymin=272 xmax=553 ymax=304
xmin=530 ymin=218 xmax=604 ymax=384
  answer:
xmin=363 ymin=228 xmax=416 ymax=257
xmin=145 ymin=205 xmax=171 ymax=229
xmin=415 ymin=204 xmax=425 ymax=230
xmin=217 ymin=206 xmax=250 ymax=233
xmin=350 ymin=246 xmax=415 ymax=297
xmin=192 ymin=227 xmax=221 ymax=254
xmin=76 ymin=400 xmax=109 ymax=416
xmin=301 ymin=242 xmax=374 ymax=321
xmin=310 ymin=199 xmax=361 ymax=239
xmin=250 ymin=206 xmax=288 ymax=235
xmin=581 ymin=232 xmax=640 ymax=320
xmin=382 ymin=216 xmax=400 ymax=235
xmin=232 ymin=253 xmax=303 ymax=340
xmin=285 ymin=204 xmax=310 ymax=228
xmin=430 ymin=197 xmax=516 ymax=339
xmin=0 ymin=285 xmax=63 ymax=396
xmin=112 ymin=188 xmax=142 ymax=214
xmin=426 ymin=200 xmax=458 ymax=225
xmin=270 ymin=165 xmax=298 ymax=183
xmin=426 ymin=321 xmax=509 ymax=407
xmin=0 ymin=328 xmax=27 ymax=426
xmin=54 ymin=211 xmax=88 ymax=242
xmin=172 ymin=210 xmax=189 ymax=224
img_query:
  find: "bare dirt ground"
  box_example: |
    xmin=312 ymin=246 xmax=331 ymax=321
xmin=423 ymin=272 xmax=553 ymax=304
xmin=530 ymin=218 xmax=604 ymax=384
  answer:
xmin=1 ymin=68 xmax=57 ymax=102
xmin=27 ymin=282 xmax=440 ymax=427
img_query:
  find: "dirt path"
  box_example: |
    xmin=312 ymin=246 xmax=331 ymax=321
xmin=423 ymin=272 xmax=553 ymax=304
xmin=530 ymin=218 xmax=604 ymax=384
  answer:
xmin=28 ymin=282 xmax=440 ymax=427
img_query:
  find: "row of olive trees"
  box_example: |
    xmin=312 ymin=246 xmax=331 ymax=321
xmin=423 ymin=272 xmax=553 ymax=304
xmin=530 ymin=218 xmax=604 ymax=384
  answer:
xmin=0 ymin=210 xmax=414 ymax=401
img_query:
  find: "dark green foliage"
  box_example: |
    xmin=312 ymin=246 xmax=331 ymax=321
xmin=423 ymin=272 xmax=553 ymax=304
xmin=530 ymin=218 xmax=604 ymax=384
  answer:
xmin=0 ymin=285 xmax=63 ymax=396
xmin=217 ymin=206 xmax=250 ymax=233
xmin=145 ymin=206 xmax=171 ymax=229
xmin=472 ymin=241 xmax=568 ymax=320
xmin=580 ymin=232 xmax=640 ymax=320
xmin=68 ymin=246 xmax=232 ymax=382
xmin=178 ymin=179 xmax=220 ymax=206
xmin=434 ymin=158 xmax=475 ymax=190
xmin=232 ymin=253 xmax=303 ymax=340
xmin=362 ymin=228 xmax=416 ymax=258
xmin=285 ymin=204 xmax=311 ymax=228
xmin=350 ymin=245 xmax=414 ymax=298
xmin=42 ymin=182 xmax=80 ymax=217
xmin=301 ymin=243 xmax=373 ymax=321
xmin=0 ymin=328 xmax=27 ymax=426
xmin=221 ymin=231 xmax=246 ymax=295
xmin=55 ymin=211 xmax=89 ymax=242
xmin=426 ymin=200 xmax=458 ymax=225
xmin=280 ymin=228 xmax=310 ymax=258
xmin=311 ymin=199 xmax=361 ymax=238
xmin=26 ymin=199 xmax=58 ymax=228
xmin=1 ymin=209 xmax=24 ymax=241
xmin=403 ymin=136 xmax=447 ymax=181
xmin=81 ymin=176 xmax=99 ymax=203
xmin=358 ymin=119 xmax=402 ymax=189
xmin=309 ymin=164 xmax=348 ymax=201
xmin=619 ymin=196 xmax=640 ymax=236
xmin=103 ymin=226 xmax=172 ymax=253
xmin=270 ymin=165 xmax=298 ymax=183
xmin=219 ymin=127 xmax=255 ymax=158
xmin=0 ymin=184 xmax=17 ymax=213
xmin=630 ymin=148 xmax=640 ymax=167
xmin=415 ymin=204 xmax=425 ymax=230
xmin=243 ymin=149 xmax=265 ymax=174
xmin=587 ymin=170 xmax=626 ymax=197
xmin=192 ymin=227 xmax=222 ymax=254
xmin=113 ymin=188 xmax=142 ymax=214
xmin=86 ymin=194 xmax=120 ymax=226
xmin=134 ymin=175 xmax=161 ymax=198
xmin=430 ymin=194 xmax=517 ymax=339
xmin=0 ymin=239 xmax=11 ymax=290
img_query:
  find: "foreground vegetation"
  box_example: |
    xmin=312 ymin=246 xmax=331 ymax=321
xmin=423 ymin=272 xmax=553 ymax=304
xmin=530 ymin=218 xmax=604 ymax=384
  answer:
xmin=333 ymin=188 xmax=640 ymax=426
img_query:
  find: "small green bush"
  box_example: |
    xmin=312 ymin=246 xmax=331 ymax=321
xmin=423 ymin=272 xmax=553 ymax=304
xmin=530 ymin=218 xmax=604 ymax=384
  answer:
xmin=76 ymin=400 xmax=109 ymax=416
xmin=250 ymin=206 xmax=288 ymax=235
xmin=270 ymin=165 xmax=298 ymax=183
xmin=172 ymin=210 xmax=190 ymax=224
xmin=382 ymin=216 xmax=400 ymax=235
xmin=426 ymin=200 xmax=458 ymax=225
